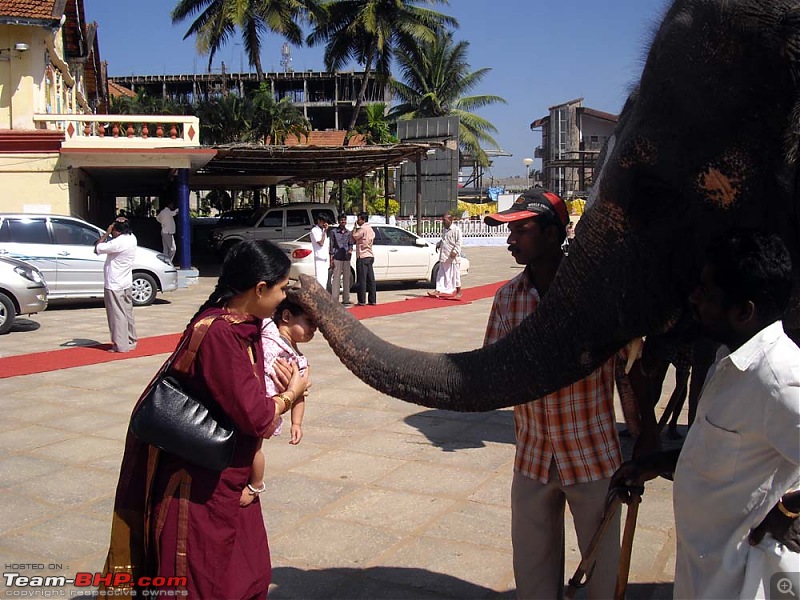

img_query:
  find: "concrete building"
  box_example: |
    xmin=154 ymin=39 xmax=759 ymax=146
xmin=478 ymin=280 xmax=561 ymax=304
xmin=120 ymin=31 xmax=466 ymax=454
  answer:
xmin=530 ymin=97 xmax=617 ymax=198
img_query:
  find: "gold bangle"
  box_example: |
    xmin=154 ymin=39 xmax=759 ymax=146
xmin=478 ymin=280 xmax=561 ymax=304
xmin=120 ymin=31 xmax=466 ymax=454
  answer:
xmin=778 ymin=498 xmax=800 ymax=519
xmin=276 ymin=393 xmax=293 ymax=414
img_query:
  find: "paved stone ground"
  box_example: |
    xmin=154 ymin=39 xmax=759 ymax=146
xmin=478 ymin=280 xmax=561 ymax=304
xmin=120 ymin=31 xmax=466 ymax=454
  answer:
xmin=0 ymin=247 xmax=682 ymax=598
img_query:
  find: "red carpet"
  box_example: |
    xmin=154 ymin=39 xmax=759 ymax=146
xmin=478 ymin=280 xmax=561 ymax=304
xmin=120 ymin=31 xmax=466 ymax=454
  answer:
xmin=0 ymin=281 xmax=504 ymax=379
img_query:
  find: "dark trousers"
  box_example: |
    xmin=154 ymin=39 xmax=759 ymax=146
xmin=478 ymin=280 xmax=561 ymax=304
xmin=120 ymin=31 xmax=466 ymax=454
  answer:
xmin=356 ymin=256 xmax=376 ymax=304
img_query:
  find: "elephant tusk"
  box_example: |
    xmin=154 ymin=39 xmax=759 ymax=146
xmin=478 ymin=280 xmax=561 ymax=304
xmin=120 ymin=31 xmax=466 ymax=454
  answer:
xmin=623 ymin=337 xmax=644 ymax=375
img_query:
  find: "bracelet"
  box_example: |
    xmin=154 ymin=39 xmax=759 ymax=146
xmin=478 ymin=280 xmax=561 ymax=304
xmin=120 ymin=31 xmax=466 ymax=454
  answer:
xmin=276 ymin=393 xmax=293 ymax=414
xmin=247 ymin=482 xmax=266 ymax=496
xmin=778 ymin=498 xmax=800 ymax=519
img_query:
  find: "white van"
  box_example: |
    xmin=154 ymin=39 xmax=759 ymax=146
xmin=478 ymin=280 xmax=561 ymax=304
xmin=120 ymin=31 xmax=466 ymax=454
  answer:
xmin=209 ymin=202 xmax=338 ymax=257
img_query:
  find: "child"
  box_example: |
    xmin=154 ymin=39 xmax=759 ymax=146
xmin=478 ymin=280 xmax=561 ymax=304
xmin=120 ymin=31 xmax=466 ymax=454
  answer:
xmin=240 ymin=298 xmax=315 ymax=507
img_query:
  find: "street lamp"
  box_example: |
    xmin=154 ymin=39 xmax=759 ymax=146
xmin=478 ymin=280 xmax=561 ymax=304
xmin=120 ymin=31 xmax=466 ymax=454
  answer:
xmin=523 ymin=157 xmax=534 ymax=185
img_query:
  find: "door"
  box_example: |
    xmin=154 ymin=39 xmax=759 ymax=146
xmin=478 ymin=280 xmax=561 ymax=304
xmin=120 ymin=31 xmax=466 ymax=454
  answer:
xmin=49 ymin=218 xmax=106 ymax=298
xmin=253 ymin=209 xmax=284 ymax=241
xmin=374 ymin=226 xmax=433 ymax=280
xmin=0 ymin=217 xmax=59 ymax=292
xmin=285 ymin=209 xmax=312 ymax=241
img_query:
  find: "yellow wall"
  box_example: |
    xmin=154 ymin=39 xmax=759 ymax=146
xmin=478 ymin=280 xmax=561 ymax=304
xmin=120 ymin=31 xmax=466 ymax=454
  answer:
xmin=0 ymin=25 xmax=51 ymax=130
xmin=0 ymin=153 xmax=73 ymax=214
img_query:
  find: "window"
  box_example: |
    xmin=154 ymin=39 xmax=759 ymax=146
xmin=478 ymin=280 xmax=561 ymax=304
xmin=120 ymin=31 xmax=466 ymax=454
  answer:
xmin=286 ymin=210 xmax=310 ymax=228
xmin=51 ymin=219 xmax=100 ymax=245
xmin=311 ymin=209 xmax=336 ymax=225
xmin=1 ymin=218 xmax=50 ymax=244
xmin=377 ymin=227 xmax=416 ymax=246
xmin=259 ymin=211 xmax=283 ymax=228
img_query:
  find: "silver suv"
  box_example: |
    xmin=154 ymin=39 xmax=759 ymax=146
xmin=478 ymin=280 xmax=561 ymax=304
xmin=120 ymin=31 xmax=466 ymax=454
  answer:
xmin=0 ymin=214 xmax=178 ymax=306
xmin=0 ymin=255 xmax=48 ymax=334
xmin=210 ymin=203 xmax=338 ymax=256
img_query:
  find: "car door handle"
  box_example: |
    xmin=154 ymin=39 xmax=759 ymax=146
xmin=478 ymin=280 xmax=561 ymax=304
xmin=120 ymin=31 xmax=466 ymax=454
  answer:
xmin=58 ymin=251 xmax=70 ymax=256
xmin=0 ymin=249 xmax=7 ymax=254
xmin=389 ymin=249 xmax=398 ymax=252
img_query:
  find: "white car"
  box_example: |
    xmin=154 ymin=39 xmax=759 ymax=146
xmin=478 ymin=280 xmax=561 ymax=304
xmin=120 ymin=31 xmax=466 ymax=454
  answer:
xmin=0 ymin=214 xmax=178 ymax=306
xmin=277 ymin=224 xmax=470 ymax=287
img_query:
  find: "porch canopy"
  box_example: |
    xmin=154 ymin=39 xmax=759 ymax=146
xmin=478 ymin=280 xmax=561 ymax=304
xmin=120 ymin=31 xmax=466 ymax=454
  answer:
xmin=192 ymin=141 xmax=441 ymax=189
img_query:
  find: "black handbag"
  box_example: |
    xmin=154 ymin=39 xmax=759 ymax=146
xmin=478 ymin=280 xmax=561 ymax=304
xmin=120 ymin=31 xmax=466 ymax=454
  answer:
xmin=129 ymin=317 xmax=237 ymax=471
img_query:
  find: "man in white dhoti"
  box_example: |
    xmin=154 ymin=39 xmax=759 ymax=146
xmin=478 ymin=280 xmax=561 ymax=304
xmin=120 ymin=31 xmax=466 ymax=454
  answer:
xmin=429 ymin=212 xmax=462 ymax=299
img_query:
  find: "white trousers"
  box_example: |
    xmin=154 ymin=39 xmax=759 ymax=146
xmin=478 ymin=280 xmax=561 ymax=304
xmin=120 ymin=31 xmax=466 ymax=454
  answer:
xmin=435 ymin=257 xmax=461 ymax=294
xmin=161 ymin=232 xmax=176 ymax=262
xmin=511 ymin=465 xmax=620 ymax=599
xmin=314 ymin=258 xmax=330 ymax=289
xmin=104 ymin=287 xmax=137 ymax=352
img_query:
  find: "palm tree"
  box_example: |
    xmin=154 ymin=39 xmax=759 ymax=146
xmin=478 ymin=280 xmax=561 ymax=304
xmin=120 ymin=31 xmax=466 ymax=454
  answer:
xmin=194 ymin=93 xmax=255 ymax=144
xmin=355 ymin=102 xmax=397 ymax=144
xmin=306 ymin=0 xmax=457 ymax=133
xmin=171 ymin=0 xmax=313 ymax=78
xmin=389 ymin=29 xmax=506 ymax=166
xmin=251 ymin=83 xmax=311 ymax=143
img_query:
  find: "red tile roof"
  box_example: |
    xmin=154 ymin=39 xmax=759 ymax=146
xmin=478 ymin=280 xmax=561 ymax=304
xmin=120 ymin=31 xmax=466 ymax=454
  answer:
xmin=0 ymin=0 xmax=60 ymax=21
xmin=108 ymin=80 xmax=135 ymax=99
xmin=282 ymin=130 xmax=366 ymax=147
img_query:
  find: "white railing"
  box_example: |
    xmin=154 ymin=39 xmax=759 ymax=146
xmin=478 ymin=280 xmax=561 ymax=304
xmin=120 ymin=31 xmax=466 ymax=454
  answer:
xmin=396 ymin=218 xmax=508 ymax=247
xmin=32 ymin=114 xmax=201 ymax=148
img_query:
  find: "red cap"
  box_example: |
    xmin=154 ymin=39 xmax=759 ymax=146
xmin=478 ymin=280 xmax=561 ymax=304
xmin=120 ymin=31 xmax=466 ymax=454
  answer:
xmin=484 ymin=189 xmax=569 ymax=228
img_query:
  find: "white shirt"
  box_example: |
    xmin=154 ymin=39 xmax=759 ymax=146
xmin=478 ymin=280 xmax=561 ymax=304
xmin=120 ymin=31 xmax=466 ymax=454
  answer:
xmin=439 ymin=224 xmax=462 ymax=263
xmin=673 ymin=321 xmax=800 ymax=599
xmin=95 ymin=233 xmax=137 ymax=291
xmin=156 ymin=207 xmax=179 ymax=234
xmin=310 ymin=225 xmax=329 ymax=261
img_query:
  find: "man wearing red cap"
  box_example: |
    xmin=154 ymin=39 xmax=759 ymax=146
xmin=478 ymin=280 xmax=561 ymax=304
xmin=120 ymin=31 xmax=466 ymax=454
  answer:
xmin=483 ymin=189 xmax=621 ymax=599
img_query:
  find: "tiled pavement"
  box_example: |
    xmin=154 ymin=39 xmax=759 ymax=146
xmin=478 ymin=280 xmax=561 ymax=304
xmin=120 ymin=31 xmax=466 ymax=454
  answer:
xmin=0 ymin=247 xmax=681 ymax=598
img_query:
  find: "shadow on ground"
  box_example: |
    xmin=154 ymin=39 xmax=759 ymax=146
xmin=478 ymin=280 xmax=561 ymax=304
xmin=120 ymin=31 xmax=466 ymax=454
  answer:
xmin=404 ymin=409 xmax=515 ymax=451
xmin=270 ymin=565 xmax=515 ymax=599
xmin=8 ymin=318 xmax=41 ymax=333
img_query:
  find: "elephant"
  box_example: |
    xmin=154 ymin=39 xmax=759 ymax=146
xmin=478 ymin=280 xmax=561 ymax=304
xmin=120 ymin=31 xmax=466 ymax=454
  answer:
xmin=288 ymin=0 xmax=800 ymax=411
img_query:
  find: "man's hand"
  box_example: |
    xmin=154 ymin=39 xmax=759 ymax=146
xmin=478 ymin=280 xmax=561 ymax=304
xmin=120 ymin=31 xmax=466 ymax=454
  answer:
xmin=749 ymin=503 xmax=800 ymax=552
xmin=610 ymin=454 xmax=671 ymax=504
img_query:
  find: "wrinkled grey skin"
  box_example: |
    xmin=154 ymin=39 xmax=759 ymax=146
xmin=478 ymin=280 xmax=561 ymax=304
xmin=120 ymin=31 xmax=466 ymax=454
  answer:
xmin=289 ymin=0 xmax=800 ymax=411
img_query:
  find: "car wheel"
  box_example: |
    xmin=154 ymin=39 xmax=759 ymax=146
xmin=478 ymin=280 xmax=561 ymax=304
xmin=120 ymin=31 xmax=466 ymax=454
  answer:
xmin=0 ymin=292 xmax=16 ymax=335
xmin=428 ymin=262 xmax=440 ymax=288
xmin=349 ymin=267 xmax=357 ymax=291
xmin=132 ymin=272 xmax=158 ymax=307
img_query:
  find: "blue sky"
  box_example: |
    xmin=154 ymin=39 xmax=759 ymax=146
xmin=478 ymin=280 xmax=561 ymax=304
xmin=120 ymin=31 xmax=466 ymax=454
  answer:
xmin=83 ymin=0 xmax=670 ymax=178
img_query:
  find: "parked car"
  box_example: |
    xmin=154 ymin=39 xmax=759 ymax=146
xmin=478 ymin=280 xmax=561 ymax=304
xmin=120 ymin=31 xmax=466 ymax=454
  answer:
xmin=277 ymin=224 xmax=470 ymax=287
xmin=0 ymin=214 xmax=178 ymax=306
xmin=0 ymin=255 xmax=48 ymax=334
xmin=210 ymin=203 xmax=338 ymax=257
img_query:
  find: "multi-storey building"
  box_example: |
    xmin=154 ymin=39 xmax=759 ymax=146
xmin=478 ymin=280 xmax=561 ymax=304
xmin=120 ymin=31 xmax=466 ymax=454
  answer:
xmin=530 ymin=97 xmax=618 ymax=197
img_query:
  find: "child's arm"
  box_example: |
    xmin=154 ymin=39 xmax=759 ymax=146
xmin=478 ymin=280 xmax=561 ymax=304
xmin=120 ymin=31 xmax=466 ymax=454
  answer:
xmin=240 ymin=440 xmax=266 ymax=507
xmin=289 ymin=398 xmax=305 ymax=445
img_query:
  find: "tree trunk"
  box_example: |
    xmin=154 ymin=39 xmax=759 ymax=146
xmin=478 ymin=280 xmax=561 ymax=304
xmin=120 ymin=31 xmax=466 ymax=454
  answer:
xmin=347 ymin=46 xmax=375 ymax=133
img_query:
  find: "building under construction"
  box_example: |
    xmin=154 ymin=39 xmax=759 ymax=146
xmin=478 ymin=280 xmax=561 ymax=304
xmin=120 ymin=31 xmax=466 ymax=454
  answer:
xmin=109 ymin=69 xmax=390 ymax=131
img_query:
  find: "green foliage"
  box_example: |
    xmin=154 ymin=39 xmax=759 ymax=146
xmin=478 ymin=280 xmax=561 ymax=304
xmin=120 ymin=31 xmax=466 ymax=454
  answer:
xmin=355 ymin=102 xmax=397 ymax=145
xmin=171 ymin=0 xmax=311 ymax=78
xmin=306 ymin=0 xmax=457 ymax=131
xmin=389 ymin=29 xmax=506 ymax=166
xmin=252 ymin=83 xmax=310 ymax=144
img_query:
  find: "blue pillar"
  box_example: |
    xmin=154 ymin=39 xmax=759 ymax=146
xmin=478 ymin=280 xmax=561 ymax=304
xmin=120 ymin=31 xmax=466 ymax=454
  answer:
xmin=177 ymin=168 xmax=192 ymax=269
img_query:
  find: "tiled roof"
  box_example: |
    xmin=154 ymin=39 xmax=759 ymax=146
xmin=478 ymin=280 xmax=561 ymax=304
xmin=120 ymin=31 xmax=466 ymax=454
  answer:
xmin=0 ymin=0 xmax=60 ymax=21
xmin=283 ymin=130 xmax=366 ymax=147
xmin=108 ymin=81 xmax=135 ymax=99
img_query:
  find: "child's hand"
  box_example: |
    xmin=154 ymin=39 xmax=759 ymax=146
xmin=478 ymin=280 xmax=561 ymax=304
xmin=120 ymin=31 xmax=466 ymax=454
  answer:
xmin=239 ymin=486 xmax=257 ymax=507
xmin=290 ymin=423 xmax=303 ymax=445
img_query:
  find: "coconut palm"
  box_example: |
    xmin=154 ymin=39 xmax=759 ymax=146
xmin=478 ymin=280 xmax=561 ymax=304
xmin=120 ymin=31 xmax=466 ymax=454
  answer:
xmin=355 ymin=102 xmax=397 ymax=144
xmin=306 ymin=0 xmax=457 ymax=132
xmin=389 ymin=29 xmax=506 ymax=166
xmin=251 ymin=83 xmax=311 ymax=143
xmin=171 ymin=0 xmax=315 ymax=78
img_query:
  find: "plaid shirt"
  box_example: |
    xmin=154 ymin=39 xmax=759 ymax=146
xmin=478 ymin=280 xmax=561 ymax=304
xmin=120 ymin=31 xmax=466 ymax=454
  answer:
xmin=484 ymin=269 xmax=621 ymax=486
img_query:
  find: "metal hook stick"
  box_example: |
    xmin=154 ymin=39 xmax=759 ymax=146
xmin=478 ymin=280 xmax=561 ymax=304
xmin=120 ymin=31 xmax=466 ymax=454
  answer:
xmin=565 ymin=493 xmax=622 ymax=599
xmin=614 ymin=491 xmax=642 ymax=600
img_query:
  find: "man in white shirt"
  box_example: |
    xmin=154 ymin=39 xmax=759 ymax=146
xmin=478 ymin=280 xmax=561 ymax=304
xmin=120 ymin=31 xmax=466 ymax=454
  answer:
xmin=613 ymin=229 xmax=800 ymax=599
xmin=429 ymin=211 xmax=463 ymax=299
xmin=94 ymin=218 xmax=138 ymax=353
xmin=310 ymin=214 xmax=331 ymax=289
xmin=156 ymin=201 xmax=179 ymax=262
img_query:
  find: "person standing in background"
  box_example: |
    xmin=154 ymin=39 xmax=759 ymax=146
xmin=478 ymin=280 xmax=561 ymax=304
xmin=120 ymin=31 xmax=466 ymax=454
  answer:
xmin=95 ymin=218 xmax=138 ymax=353
xmin=329 ymin=214 xmax=354 ymax=305
xmin=352 ymin=212 xmax=376 ymax=306
xmin=156 ymin=201 xmax=179 ymax=262
xmin=310 ymin=214 xmax=331 ymax=289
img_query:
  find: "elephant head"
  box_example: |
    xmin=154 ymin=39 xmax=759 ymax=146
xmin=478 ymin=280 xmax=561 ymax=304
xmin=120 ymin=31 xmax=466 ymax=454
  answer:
xmin=289 ymin=0 xmax=800 ymax=411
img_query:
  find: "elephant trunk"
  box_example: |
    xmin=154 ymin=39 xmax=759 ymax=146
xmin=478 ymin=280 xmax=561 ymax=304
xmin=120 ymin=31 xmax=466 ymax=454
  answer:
xmin=290 ymin=207 xmax=670 ymax=411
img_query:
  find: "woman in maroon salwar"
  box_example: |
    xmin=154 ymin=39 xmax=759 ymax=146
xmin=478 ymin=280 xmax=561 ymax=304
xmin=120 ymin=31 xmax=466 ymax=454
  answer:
xmin=102 ymin=240 xmax=308 ymax=599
